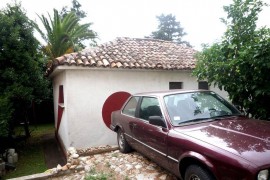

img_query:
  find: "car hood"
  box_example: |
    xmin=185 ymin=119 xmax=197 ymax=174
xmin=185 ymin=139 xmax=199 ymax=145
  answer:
xmin=175 ymin=116 xmax=270 ymax=167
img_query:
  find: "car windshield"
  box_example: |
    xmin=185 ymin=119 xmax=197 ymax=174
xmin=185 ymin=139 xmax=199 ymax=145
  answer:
xmin=164 ymin=91 xmax=241 ymax=126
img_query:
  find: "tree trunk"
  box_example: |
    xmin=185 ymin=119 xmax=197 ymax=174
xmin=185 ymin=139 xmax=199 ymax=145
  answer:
xmin=23 ymin=110 xmax=30 ymax=138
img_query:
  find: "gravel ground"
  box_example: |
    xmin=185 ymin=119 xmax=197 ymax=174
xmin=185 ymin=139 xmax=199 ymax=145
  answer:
xmin=52 ymin=150 xmax=178 ymax=180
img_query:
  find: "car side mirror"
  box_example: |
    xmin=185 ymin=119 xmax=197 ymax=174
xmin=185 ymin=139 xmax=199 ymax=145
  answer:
xmin=149 ymin=116 xmax=166 ymax=128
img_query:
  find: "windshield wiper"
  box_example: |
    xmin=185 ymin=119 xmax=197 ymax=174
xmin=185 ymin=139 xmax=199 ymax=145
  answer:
xmin=212 ymin=114 xmax=240 ymax=119
xmin=179 ymin=117 xmax=212 ymax=124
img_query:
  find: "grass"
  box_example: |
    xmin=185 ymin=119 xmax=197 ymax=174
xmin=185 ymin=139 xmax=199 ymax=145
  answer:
xmin=3 ymin=123 xmax=54 ymax=179
xmin=85 ymin=167 xmax=114 ymax=180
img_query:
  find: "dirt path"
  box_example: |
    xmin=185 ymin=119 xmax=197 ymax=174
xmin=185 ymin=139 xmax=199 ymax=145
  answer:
xmin=42 ymin=134 xmax=66 ymax=169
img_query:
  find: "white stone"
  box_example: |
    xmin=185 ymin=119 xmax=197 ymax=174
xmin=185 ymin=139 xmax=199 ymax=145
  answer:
xmin=136 ymin=174 xmax=145 ymax=179
xmin=79 ymin=157 xmax=87 ymax=162
xmin=66 ymin=163 xmax=71 ymax=168
xmin=68 ymin=147 xmax=77 ymax=155
xmin=115 ymin=167 xmax=121 ymax=172
xmin=146 ymin=165 xmax=155 ymax=171
xmin=159 ymin=174 xmax=167 ymax=180
xmin=84 ymin=165 xmax=91 ymax=172
xmin=125 ymin=164 xmax=133 ymax=170
xmin=56 ymin=164 xmax=62 ymax=171
xmin=50 ymin=168 xmax=58 ymax=174
xmin=70 ymin=165 xmax=77 ymax=169
xmin=71 ymin=153 xmax=79 ymax=159
xmin=61 ymin=165 xmax=68 ymax=171
xmin=135 ymin=164 xmax=142 ymax=169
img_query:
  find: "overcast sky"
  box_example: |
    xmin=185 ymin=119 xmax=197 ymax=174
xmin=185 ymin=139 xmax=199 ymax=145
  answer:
xmin=1 ymin=0 xmax=270 ymax=50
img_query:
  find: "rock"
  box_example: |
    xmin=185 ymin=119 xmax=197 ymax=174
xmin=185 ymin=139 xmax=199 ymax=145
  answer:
xmin=56 ymin=164 xmax=62 ymax=171
xmin=71 ymin=153 xmax=79 ymax=159
xmin=61 ymin=165 xmax=68 ymax=171
xmin=50 ymin=168 xmax=58 ymax=174
xmin=67 ymin=147 xmax=77 ymax=155
xmin=125 ymin=164 xmax=133 ymax=170
xmin=70 ymin=165 xmax=77 ymax=169
xmin=159 ymin=174 xmax=167 ymax=180
xmin=135 ymin=164 xmax=142 ymax=169
xmin=68 ymin=147 xmax=77 ymax=152
xmin=115 ymin=167 xmax=121 ymax=172
xmin=84 ymin=165 xmax=91 ymax=172
xmin=67 ymin=158 xmax=72 ymax=163
xmin=71 ymin=159 xmax=80 ymax=165
xmin=136 ymin=174 xmax=145 ymax=179
xmin=76 ymin=165 xmax=84 ymax=171
xmin=146 ymin=165 xmax=155 ymax=170
xmin=66 ymin=163 xmax=71 ymax=168
xmin=79 ymin=157 xmax=87 ymax=162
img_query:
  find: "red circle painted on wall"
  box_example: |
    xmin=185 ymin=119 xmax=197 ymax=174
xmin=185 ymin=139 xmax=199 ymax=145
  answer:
xmin=102 ymin=91 xmax=131 ymax=129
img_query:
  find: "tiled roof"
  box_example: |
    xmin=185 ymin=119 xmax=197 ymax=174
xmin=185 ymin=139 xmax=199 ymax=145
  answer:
xmin=47 ymin=37 xmax=197 ymax=75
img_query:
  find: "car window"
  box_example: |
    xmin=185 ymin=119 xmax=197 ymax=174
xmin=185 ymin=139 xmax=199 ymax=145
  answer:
xmin=139 ymin=97 xmax=162 ymax=121
xmin=122 ymin=96 xmax=139 ymax=117
xmin=164 ymin=92 xmax=240 ymax=125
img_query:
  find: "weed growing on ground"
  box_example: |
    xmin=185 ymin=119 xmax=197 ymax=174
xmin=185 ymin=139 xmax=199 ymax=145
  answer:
xmin=111 ymin=153 xmax=118 ymax=157
xmin=85 ymin=167 xmax=114 ymax=180
xmin=106 ymin=162 xmax=110 ymax=167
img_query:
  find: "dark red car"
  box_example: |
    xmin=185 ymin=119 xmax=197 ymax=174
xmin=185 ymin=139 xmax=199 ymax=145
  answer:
xmin=110 ymin=90 xmax=270 ymax=180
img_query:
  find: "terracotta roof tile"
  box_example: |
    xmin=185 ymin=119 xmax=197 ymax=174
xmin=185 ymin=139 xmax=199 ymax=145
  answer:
xmin=47 ymin=37 xmax=197 ymax=75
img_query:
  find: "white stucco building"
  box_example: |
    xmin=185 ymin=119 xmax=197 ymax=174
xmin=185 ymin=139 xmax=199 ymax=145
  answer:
xmin=48 ymin=37 xmax=227 ymax=152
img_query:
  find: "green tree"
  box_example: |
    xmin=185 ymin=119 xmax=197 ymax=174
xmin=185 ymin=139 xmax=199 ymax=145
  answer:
xmin=60 ymin=0 xmax=87 ymax=19
xmin=59 ymin=0 xmax=96 ymax=49
xmin=193 ymin=0 xmax=270 ymax=119
xmin=35 ymin=9 xmax=97 ymax=60
xmin=148 ymin=14 xmax=191 ymax=46
xmin=0 ymin=3 xmax=50 ymax=137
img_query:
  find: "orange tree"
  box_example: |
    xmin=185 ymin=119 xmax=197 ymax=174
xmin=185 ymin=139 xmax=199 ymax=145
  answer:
xmin=0 ymin=3 xmax=50 ymax=137
xmin=193 ymin=0 xmax=270 ymax=119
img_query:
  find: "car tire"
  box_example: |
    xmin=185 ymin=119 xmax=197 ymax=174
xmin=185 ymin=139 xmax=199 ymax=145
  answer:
xmin=117 ymin=129 xmax=132 ymax=153
xmin=185 ymin=165 xmax=215 ymax=180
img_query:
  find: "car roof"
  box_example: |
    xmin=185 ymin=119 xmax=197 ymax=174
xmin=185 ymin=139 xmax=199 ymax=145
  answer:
xmin=133 ymin=89 xmax=211 ymax=97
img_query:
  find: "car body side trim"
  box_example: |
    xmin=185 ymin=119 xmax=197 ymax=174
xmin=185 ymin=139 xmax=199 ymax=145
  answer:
xmin=168 ymin=156 xmax=179 ymax=163
xmin=125 ymin=133 xmax=167 ymax=157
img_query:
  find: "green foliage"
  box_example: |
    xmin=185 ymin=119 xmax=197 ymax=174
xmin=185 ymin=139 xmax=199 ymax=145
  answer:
xmin=0 ymin=3 xmax=50 ymax=136
xmin=193 ymin=0 xmax=270 ymax=119
xmin=0 ymin=95 xmax=13 ymax=136
xmin=60 ymin=0 xmax=87 ymax=19
xmin=35 ymin=8 xmax=97 ymax=60
xmin=60 ymin=0 xmax=96 ymax=50
xmin=148 ymin=14 xmax=191 ymax=46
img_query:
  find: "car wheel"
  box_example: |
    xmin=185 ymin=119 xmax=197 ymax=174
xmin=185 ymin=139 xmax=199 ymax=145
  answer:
xmin=117 ymin=129 xmax=132 ymax=153
xmin=185 ymin=165 xmax=214 ymax=180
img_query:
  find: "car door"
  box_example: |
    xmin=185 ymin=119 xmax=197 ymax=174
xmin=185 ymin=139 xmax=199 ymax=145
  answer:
xmin=120 ymin=96 xmax=140 ymax=146
xmin=132 ymin=96 xmax=169 ymax=167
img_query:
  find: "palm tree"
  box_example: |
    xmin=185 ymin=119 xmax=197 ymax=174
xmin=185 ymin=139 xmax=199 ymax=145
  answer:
xmin=34 ymin=9 xmax=96 ymax=60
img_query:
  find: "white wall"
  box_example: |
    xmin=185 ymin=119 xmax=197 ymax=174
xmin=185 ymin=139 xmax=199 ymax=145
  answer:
xmin=52 ymin=71 xmax=70 ymax=150
xmin=52 ymin=68 xmax=227 ymax=149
